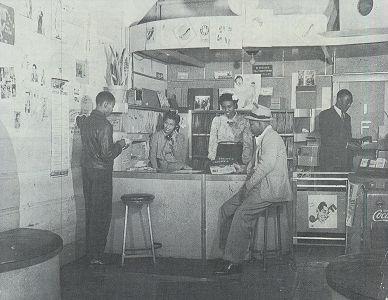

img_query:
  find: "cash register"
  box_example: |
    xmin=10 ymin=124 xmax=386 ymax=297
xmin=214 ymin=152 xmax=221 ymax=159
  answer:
xmin=209 ymin=142 xmax=243 ymax=175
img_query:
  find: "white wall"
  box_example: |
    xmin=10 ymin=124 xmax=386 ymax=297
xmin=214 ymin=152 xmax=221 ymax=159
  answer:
xmin=0 ymin=0 xmax=130 ymax=264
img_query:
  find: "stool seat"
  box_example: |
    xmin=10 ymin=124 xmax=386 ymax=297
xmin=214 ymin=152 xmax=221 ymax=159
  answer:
xmin=121 ymin=193 xmax=154 ymax=205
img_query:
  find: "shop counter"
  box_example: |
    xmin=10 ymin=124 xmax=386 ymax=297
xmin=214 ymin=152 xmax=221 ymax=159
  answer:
xmin=106 ymin=171 xmax=290 ymax=260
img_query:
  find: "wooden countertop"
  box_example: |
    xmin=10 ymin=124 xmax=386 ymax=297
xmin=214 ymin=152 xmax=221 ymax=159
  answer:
xmin=113 ymin=171 xmax=247 ymax=181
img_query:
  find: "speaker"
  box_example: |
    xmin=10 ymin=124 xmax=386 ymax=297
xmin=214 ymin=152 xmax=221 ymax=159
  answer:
xmin=340 ymin=0 xmax=388 ymax=31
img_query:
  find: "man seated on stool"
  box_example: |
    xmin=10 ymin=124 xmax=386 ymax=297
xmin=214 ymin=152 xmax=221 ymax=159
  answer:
xmin=215 ymin=104 xmax=292 ymax=276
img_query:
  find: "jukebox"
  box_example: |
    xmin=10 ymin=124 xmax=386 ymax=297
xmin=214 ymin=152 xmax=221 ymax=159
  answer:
xmin=346 ymin=140 xmax=388 ymax=254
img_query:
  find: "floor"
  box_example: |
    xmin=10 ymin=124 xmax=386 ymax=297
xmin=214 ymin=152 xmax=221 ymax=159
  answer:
xmin=61 ymin=246 xmax=344 ymax=300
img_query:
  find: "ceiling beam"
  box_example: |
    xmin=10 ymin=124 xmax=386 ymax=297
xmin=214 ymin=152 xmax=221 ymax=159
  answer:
xmin=321 ymin=46 xmax=333 ymax=65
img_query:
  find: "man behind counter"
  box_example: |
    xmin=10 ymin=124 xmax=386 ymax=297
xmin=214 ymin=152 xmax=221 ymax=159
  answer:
xmin=77 ymin=91 xmax=128 ymax=265
xmin=319 ymin=89 xmax=353 ymax=171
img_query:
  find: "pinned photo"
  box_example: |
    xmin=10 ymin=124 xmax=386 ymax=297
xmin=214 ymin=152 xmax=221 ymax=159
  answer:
xmin=0 ymin=67 xmax=16 ymax=99
xmin=0 ymin=3 xmax=15 ymax=45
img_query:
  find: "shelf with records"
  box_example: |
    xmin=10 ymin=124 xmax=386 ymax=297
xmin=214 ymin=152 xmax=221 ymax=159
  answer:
xmin=189 ymin=110 xmax=296 ymax=171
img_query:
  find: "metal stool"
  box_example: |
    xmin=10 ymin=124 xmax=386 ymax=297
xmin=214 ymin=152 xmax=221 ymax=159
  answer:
xmin=250 ymin=202 xmax=288 ymax=271
xmin=121 ymin=193 xmax=159 ymax=266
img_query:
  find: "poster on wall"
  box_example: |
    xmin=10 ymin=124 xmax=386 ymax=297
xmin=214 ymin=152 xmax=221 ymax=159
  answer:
xmin=173 ymin=19 xmax=196 ymax=47
xmin=0 ymin=67 xmax=16 ymax=99
xmin=50 ymin=78 xmax=69 ymax=177
xmin=145 ymin=22 xmax=157 ymax=49
xmin=210 ymin=17 xmax=242 ymax=49
xmin=233 ymin=74 xmax=261 ymax=109
xmin=308 ymin=195 xmax=338 ymax=229
xmin=0 ymin=3 xmax=15 ymax=45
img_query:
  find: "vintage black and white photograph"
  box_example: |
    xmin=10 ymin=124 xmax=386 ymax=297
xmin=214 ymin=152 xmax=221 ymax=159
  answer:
xmin=0 ymin=66 xmax=16 ymax=99
xmin=194 ymin=95 xmax=210 ymax=110
xmin=1 ymin=1 xmax=388 ymax=300
xmin=0 ymin=3 xmax=15 ymax=45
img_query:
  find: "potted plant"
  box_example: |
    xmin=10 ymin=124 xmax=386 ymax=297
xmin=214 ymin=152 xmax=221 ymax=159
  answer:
xmin=104 ymin=45 xmax=129 ymax=102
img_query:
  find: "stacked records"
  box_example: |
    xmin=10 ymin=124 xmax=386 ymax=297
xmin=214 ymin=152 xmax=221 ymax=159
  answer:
xmin=285 ymin=112 xmax=294 ymax=133
xmin=192 ymin=136 xmax=210 ymax=157
xmin=192 ymin=113 xmax=216 ymax=134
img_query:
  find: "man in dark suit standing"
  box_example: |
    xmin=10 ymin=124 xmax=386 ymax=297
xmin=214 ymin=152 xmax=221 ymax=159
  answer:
xmin=319 ymin=89 xmax=353 ymax=171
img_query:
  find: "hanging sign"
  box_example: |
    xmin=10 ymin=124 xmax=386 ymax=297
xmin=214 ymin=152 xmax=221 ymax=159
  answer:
xmin=252 ymin=65 xmax=273 ymax=77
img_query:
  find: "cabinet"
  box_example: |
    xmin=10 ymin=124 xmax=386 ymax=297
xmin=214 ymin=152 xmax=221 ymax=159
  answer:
xmin=189 ymin=110 xmax=295 ymax=170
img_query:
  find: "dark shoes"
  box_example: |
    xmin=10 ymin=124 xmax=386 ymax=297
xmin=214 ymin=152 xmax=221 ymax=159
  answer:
xmin=214 ymin=261 xmax=242 ymax=276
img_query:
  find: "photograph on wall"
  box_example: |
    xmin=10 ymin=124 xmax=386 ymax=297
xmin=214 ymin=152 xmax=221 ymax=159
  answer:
xmin=14 ymin=111 xmax=21 ymax=129
xmin=36 ymin=9 xmax=44 ymax=34
xmin=297 ymin=70 xmax=316 ymax=86
xmin=194 ymin=95 xmax=211 ymax=110
xmin=21 ymin=0 xmax=33 ymax=19
xmin=76 ymin=60 xmax=88 ymax=83
xmin=308 ymin=195 xmax=338 ymax=229
xmin=30 ymin=63 xmax=46 ymax=86
xmin=0 ymin=3 xmax=15 ymax=45
xmin=233 ymin=74 xmax=261 ymax=109
xmin=0 ymin=67 xmax=16 ymax=99
xmin=52 ymin=78 xmax=68 ymax=93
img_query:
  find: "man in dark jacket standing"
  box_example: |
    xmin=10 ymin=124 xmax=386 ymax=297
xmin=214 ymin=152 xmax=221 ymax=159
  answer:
xmin=319 ymin=89 xmax=353 ymax=171
xmin=77 ymin=91 xmax=127 ymax=265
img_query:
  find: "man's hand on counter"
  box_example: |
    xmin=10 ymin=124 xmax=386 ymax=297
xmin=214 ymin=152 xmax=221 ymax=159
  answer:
xmin=233 ymin=163 xmax=247 ymax=174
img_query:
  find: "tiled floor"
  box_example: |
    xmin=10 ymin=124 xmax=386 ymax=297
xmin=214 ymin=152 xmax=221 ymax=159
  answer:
xmin=61 ymin=246 xmax=344 ymax=300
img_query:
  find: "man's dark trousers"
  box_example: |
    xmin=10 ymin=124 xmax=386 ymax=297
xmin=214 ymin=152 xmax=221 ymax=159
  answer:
xmin=82 ymin=167 xmax=113 ymax=260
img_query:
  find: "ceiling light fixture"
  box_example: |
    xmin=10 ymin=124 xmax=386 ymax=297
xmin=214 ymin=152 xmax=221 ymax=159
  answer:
xmin=249 ymin=53 xmax=256 ymax=65
xmin=246 ymin=50 xmax=258 ymax=65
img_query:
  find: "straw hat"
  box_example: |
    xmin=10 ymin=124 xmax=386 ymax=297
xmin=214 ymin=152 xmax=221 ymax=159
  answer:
xmin=245 ymin=104 xmax=272 ymax=121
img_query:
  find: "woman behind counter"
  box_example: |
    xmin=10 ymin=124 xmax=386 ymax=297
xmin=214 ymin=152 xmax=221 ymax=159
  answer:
xmin=150 ymin=111 xmax=188 ymax=171
xmin=208 ymin=93 xmax=253 ymax=165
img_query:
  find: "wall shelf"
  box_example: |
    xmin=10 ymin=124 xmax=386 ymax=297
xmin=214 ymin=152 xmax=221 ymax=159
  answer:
xmin=133 ymin=71 xmax=166 ymax=82
xmin=127 ymin=104 xmax=170 ymax=113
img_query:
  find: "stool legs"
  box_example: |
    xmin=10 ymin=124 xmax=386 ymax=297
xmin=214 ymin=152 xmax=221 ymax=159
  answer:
xmin=121 ymin=205 xmax=129 ymax=266
xmin=276 ymin=205 xmax=282 ymax=257
xmin=146 ymin=203 xmax=156 ymax=264
xmin=263 ymin=208 xmax=269 ymax=271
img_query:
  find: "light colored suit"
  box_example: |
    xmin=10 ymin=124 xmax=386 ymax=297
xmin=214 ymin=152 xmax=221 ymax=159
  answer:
xmin=245 ymin=126 xmax=292 ymax=202
xmin=220 ymin=126 xmax=292 ymax=263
